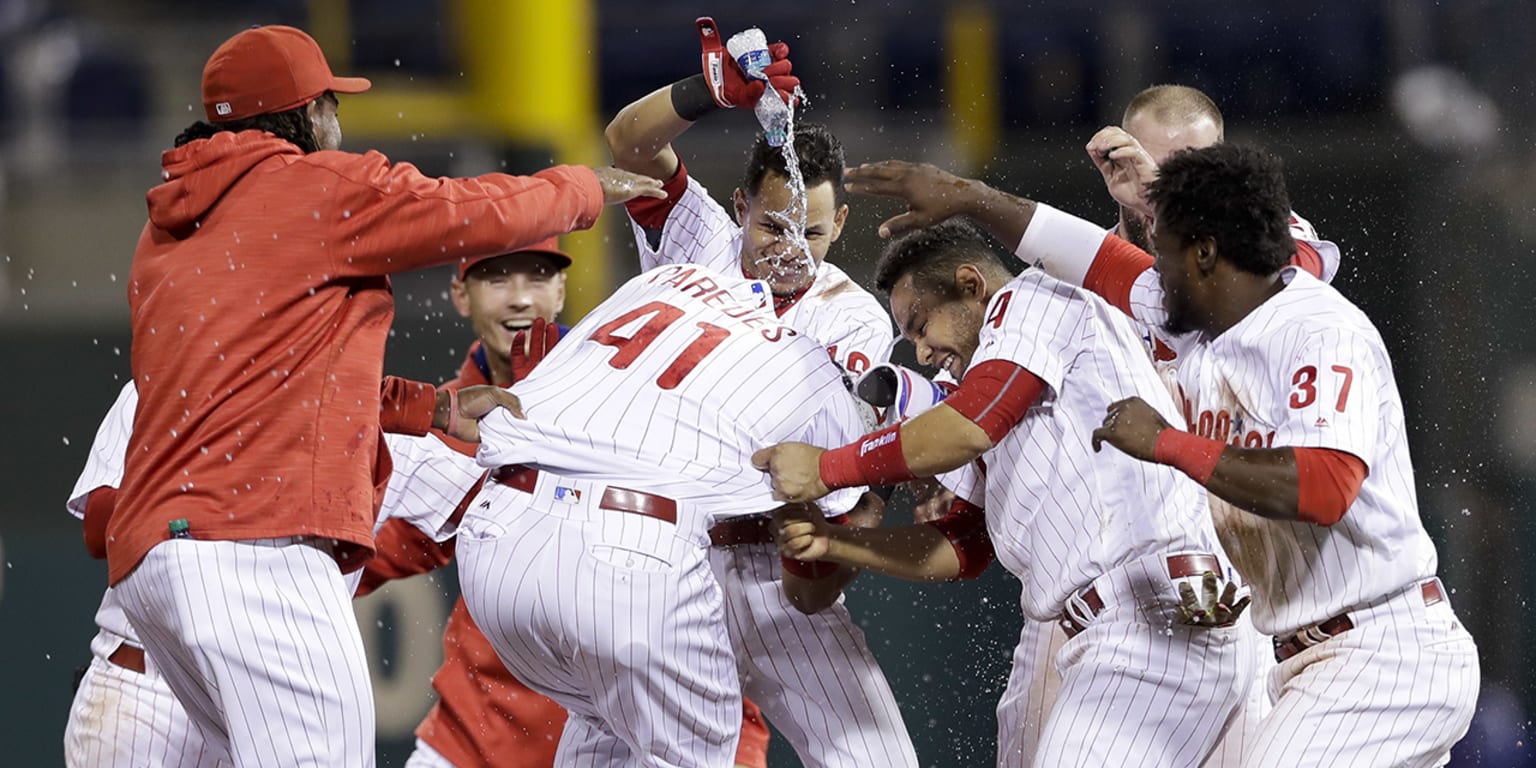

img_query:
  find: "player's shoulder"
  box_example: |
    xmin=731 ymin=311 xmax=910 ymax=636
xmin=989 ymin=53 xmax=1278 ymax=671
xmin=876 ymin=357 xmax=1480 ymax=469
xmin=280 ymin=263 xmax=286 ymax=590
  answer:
xmin=1242 ymin=269 xmax=1385 ymax=352
xmin=803 ymin=262 xmax=887 ymax=318
xmin=993 ymin=268 xmax=1100 ymax=320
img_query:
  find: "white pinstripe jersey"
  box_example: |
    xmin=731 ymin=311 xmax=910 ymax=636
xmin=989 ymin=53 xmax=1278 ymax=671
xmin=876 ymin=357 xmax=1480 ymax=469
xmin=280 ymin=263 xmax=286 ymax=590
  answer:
xmin=475 ymin=265 xmax=868 ymax=539
xmin=628 ymin=175 xmax=894 ymax=377
xmin=968 ymin=271 xmax=1221 ymax=621
xmin=68 ymin=382 xmax=485 ymax=639
xmin=1167 ymin=267 xmax=1438 ymax=636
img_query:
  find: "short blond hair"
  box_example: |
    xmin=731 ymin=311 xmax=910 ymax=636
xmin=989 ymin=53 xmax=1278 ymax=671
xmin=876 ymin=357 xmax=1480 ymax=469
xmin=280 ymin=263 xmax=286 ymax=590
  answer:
xmin=1123 ymin=85 xmax=1224 ymax=141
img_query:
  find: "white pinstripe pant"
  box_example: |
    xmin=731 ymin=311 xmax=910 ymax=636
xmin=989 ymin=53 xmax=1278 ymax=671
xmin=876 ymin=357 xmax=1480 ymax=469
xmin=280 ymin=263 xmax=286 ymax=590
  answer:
xmin=709 ymin=543 xmax=919 ymax=768
xmin=458 ymin=479 xmax=740 ymax=768
xmin=64 ymin=629 xmax=229 ymax=767
xmin=114 ymin=538 xmax=376 ymax=767
xmin=1030 ymin=554 xmax=1257 ymax=768
xmin=1245 ymin=583 xmax=1479 ymax=768
xmin=996 ymin=616 xmax=1272 ymax=768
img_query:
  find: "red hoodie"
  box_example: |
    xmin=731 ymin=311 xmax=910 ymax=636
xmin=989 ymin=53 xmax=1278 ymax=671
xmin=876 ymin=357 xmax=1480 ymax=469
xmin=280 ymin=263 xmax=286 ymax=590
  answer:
xmin=108 ymin=130 xmax=602 ymax=584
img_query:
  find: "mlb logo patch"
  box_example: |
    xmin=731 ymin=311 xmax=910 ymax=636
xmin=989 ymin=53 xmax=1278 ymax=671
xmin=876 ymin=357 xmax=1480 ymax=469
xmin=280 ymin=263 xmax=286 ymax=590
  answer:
xmin=554 ymin=486 xmax=582 ymax=503
xmin=215 ymin=102 xmax=232 ymax=116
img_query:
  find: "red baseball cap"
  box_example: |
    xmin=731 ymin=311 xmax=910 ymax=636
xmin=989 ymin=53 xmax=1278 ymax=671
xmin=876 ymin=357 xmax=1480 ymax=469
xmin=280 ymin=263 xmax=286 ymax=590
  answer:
xmin=202 ymin=25 xmax=371 ymax=122
xmin=458 ymin=238 xmax=573 ymax=280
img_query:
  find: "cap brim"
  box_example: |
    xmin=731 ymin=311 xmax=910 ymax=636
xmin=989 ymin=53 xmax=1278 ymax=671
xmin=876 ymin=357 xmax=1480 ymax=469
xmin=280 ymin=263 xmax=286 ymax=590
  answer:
xmin=330 ymin=76 xmax=372 ymax=94
xmin=520 ymin=248 xmax=572 ymax=269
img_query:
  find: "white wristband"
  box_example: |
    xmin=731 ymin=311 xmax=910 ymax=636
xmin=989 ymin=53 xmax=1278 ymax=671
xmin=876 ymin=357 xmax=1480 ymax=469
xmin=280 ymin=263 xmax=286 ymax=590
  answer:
xmin=1015 ymin=203 xmax=1110 ymax=288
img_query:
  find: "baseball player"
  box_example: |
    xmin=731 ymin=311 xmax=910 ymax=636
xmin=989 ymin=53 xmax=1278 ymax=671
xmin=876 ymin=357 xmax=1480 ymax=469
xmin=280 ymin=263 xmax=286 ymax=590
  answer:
xmin=1082 ymin=144 xmax=1479 ymax=767
xmin=455 ymin=263 xmax=875 ymax=766
xmin=986 ymin=84 xmax=1346 ymax=767
xmin=63 ymin=380 xmax=491 ymax=767
xmin=109 ymin=24 xmax=662 ymax=764
xmin=603 ymin=22 xmax=916 ymax=767
xmin=756 ymin=219 xmax=1257 ymax=767
xmin=355 ymin=240 xmax=771 ymax=768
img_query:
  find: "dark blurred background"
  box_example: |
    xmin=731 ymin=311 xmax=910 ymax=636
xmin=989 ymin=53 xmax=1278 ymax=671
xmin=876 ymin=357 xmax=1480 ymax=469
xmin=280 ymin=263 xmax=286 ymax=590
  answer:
xmin=3 ymin=0 xmax=1533 ymax=765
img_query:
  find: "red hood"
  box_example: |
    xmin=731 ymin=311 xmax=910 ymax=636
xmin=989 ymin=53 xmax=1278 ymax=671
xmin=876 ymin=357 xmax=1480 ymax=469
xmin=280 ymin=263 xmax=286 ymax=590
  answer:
xmin=146 ymin=131 xmax=303 ymax=230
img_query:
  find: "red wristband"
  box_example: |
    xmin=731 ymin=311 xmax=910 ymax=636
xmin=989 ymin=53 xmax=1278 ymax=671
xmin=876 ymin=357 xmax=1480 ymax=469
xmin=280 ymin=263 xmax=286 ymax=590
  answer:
xmin=445 ymin=388 xmax=460 ymax=437
xmin=818 ymin=424 xmax=914 ymax=489
xmin=1152 ymin=428 xmax=1225 ymax=485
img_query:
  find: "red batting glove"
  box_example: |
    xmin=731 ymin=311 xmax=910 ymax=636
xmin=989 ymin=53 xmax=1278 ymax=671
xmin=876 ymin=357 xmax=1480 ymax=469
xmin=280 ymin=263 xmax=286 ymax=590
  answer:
xmin=762 ymin=42 xmax=801 ymax=109
xmin=698 ymin=17 xmax=757 ymax=108
xmin=509 ymin=317 xmax=560 ymax=382
xmin=697 ymin=18 xmax=801 ymax=110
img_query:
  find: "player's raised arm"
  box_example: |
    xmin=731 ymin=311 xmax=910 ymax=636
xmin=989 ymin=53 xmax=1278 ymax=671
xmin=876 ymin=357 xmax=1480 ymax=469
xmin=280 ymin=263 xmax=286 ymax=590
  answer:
xmin=844 ymin=160 xmax=1036 ymax=244
xmin=605 ymin=17 xmax=799 ymax=181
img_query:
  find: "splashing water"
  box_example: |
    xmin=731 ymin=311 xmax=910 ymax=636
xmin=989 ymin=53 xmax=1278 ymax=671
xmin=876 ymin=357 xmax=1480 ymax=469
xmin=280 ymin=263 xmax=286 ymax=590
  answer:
xmin=750 ymin=85 xmax=817 ymax=289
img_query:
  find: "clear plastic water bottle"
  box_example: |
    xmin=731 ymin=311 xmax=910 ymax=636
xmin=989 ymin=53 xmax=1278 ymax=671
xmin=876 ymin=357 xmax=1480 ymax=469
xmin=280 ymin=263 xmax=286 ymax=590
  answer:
xmin=727 ymin=27 xmax=789 ymax=147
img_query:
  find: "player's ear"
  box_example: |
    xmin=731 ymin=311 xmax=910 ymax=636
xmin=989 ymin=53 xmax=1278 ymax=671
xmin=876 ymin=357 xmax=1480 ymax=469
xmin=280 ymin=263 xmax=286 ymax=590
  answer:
xmin=954 ymin=264 xmax=986 ymax=300
xmin=1194 ymin=236 xmax=1219 ymax=275
xmin=449 ymin=278 xmax=472 ymax=319
xmin=829 ymin=203 xmax=850 ymax=243
xmin=733 ymin=188 xmax=748 ymax=226
xmin=552 ymin=272 xmax=567 ymax=317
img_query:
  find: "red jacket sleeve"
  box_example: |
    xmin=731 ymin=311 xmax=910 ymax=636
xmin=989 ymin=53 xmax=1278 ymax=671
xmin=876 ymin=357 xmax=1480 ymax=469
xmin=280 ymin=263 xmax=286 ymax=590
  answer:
xmin=355 ymin=517 xmax=457 ymax=598
xmin=379 ymin=376 xmax=438 ymax=436
xmin=1293 ymin=447 xmax=1368 ymax=526
xmin=314 ymin=155 xmax=604 ymax=277
xmin=927 ymin=497 xmax=994 ymax=580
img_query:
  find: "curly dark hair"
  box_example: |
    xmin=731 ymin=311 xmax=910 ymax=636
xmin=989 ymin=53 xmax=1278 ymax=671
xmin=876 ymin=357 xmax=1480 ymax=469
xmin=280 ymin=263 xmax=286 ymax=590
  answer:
xmin=1146 ymin=144 xmax=1296 ymax=275
xmin=173 ymin=103 xmax=321 ymax=153
xmin=742 ymin=122 xmax=845 ymax=204
xmin=874 ymin=219 xmax=1013 ymax=298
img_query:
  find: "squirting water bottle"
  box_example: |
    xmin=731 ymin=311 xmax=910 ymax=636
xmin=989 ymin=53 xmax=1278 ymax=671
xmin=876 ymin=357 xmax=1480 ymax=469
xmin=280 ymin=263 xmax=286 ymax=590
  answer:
xmin=726 ymin=27 xmax=790 ymax=147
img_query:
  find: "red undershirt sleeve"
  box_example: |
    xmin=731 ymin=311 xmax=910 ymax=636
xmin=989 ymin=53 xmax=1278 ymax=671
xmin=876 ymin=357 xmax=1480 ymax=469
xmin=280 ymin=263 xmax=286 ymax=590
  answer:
xmin=82 ymin=486 xmax=117 ymax=560
xmin=943 ymin=360 xmax=1048 ymax=444
xmin=1079 ymin=234 xmax=1154 ymax=316
xmin=624 ymin=160 xmax=692 ymax=230
xmin=1293 ymin=447 xmax=1368 ymax=526
xmin=926 ymin=497 xmax=994 ymax=579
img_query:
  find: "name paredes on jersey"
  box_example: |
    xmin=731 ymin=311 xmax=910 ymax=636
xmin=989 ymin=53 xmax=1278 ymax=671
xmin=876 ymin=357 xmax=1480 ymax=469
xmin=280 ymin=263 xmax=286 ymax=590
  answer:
xmin=1175 ymin=384 xmax=1276 ymax=448
xmin=648 ymin=264 xmax=799 ymax=342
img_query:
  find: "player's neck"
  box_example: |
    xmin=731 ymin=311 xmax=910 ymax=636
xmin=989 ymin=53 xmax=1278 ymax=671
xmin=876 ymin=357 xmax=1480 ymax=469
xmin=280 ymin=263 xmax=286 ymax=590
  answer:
xmin=1205 ymin=273 xmax=1286 ymax=337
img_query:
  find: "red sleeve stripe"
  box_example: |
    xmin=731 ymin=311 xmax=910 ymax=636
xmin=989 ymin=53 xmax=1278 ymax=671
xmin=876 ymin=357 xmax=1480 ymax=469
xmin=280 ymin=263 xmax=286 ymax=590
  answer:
xmin=1080 ymin=234 xmax=1154 ymax=315
xmin=927 ymin=498 xmax=994 ymax=579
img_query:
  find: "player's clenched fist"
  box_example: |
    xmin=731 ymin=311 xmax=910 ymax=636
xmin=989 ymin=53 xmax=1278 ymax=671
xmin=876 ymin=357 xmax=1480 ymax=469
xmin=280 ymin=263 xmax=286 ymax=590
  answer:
xmin=752 ymin=442 xmax=831 ymax=503
xmin=590 ymin=166 xmax=668 ymax=205
xmin=772 ymin=503 xmax=833 ymax=562
xmin=1090 ymin=396 xmax=1169 ymax=461
xmin=1085 ymin=126 xmax=1160 ymax=218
